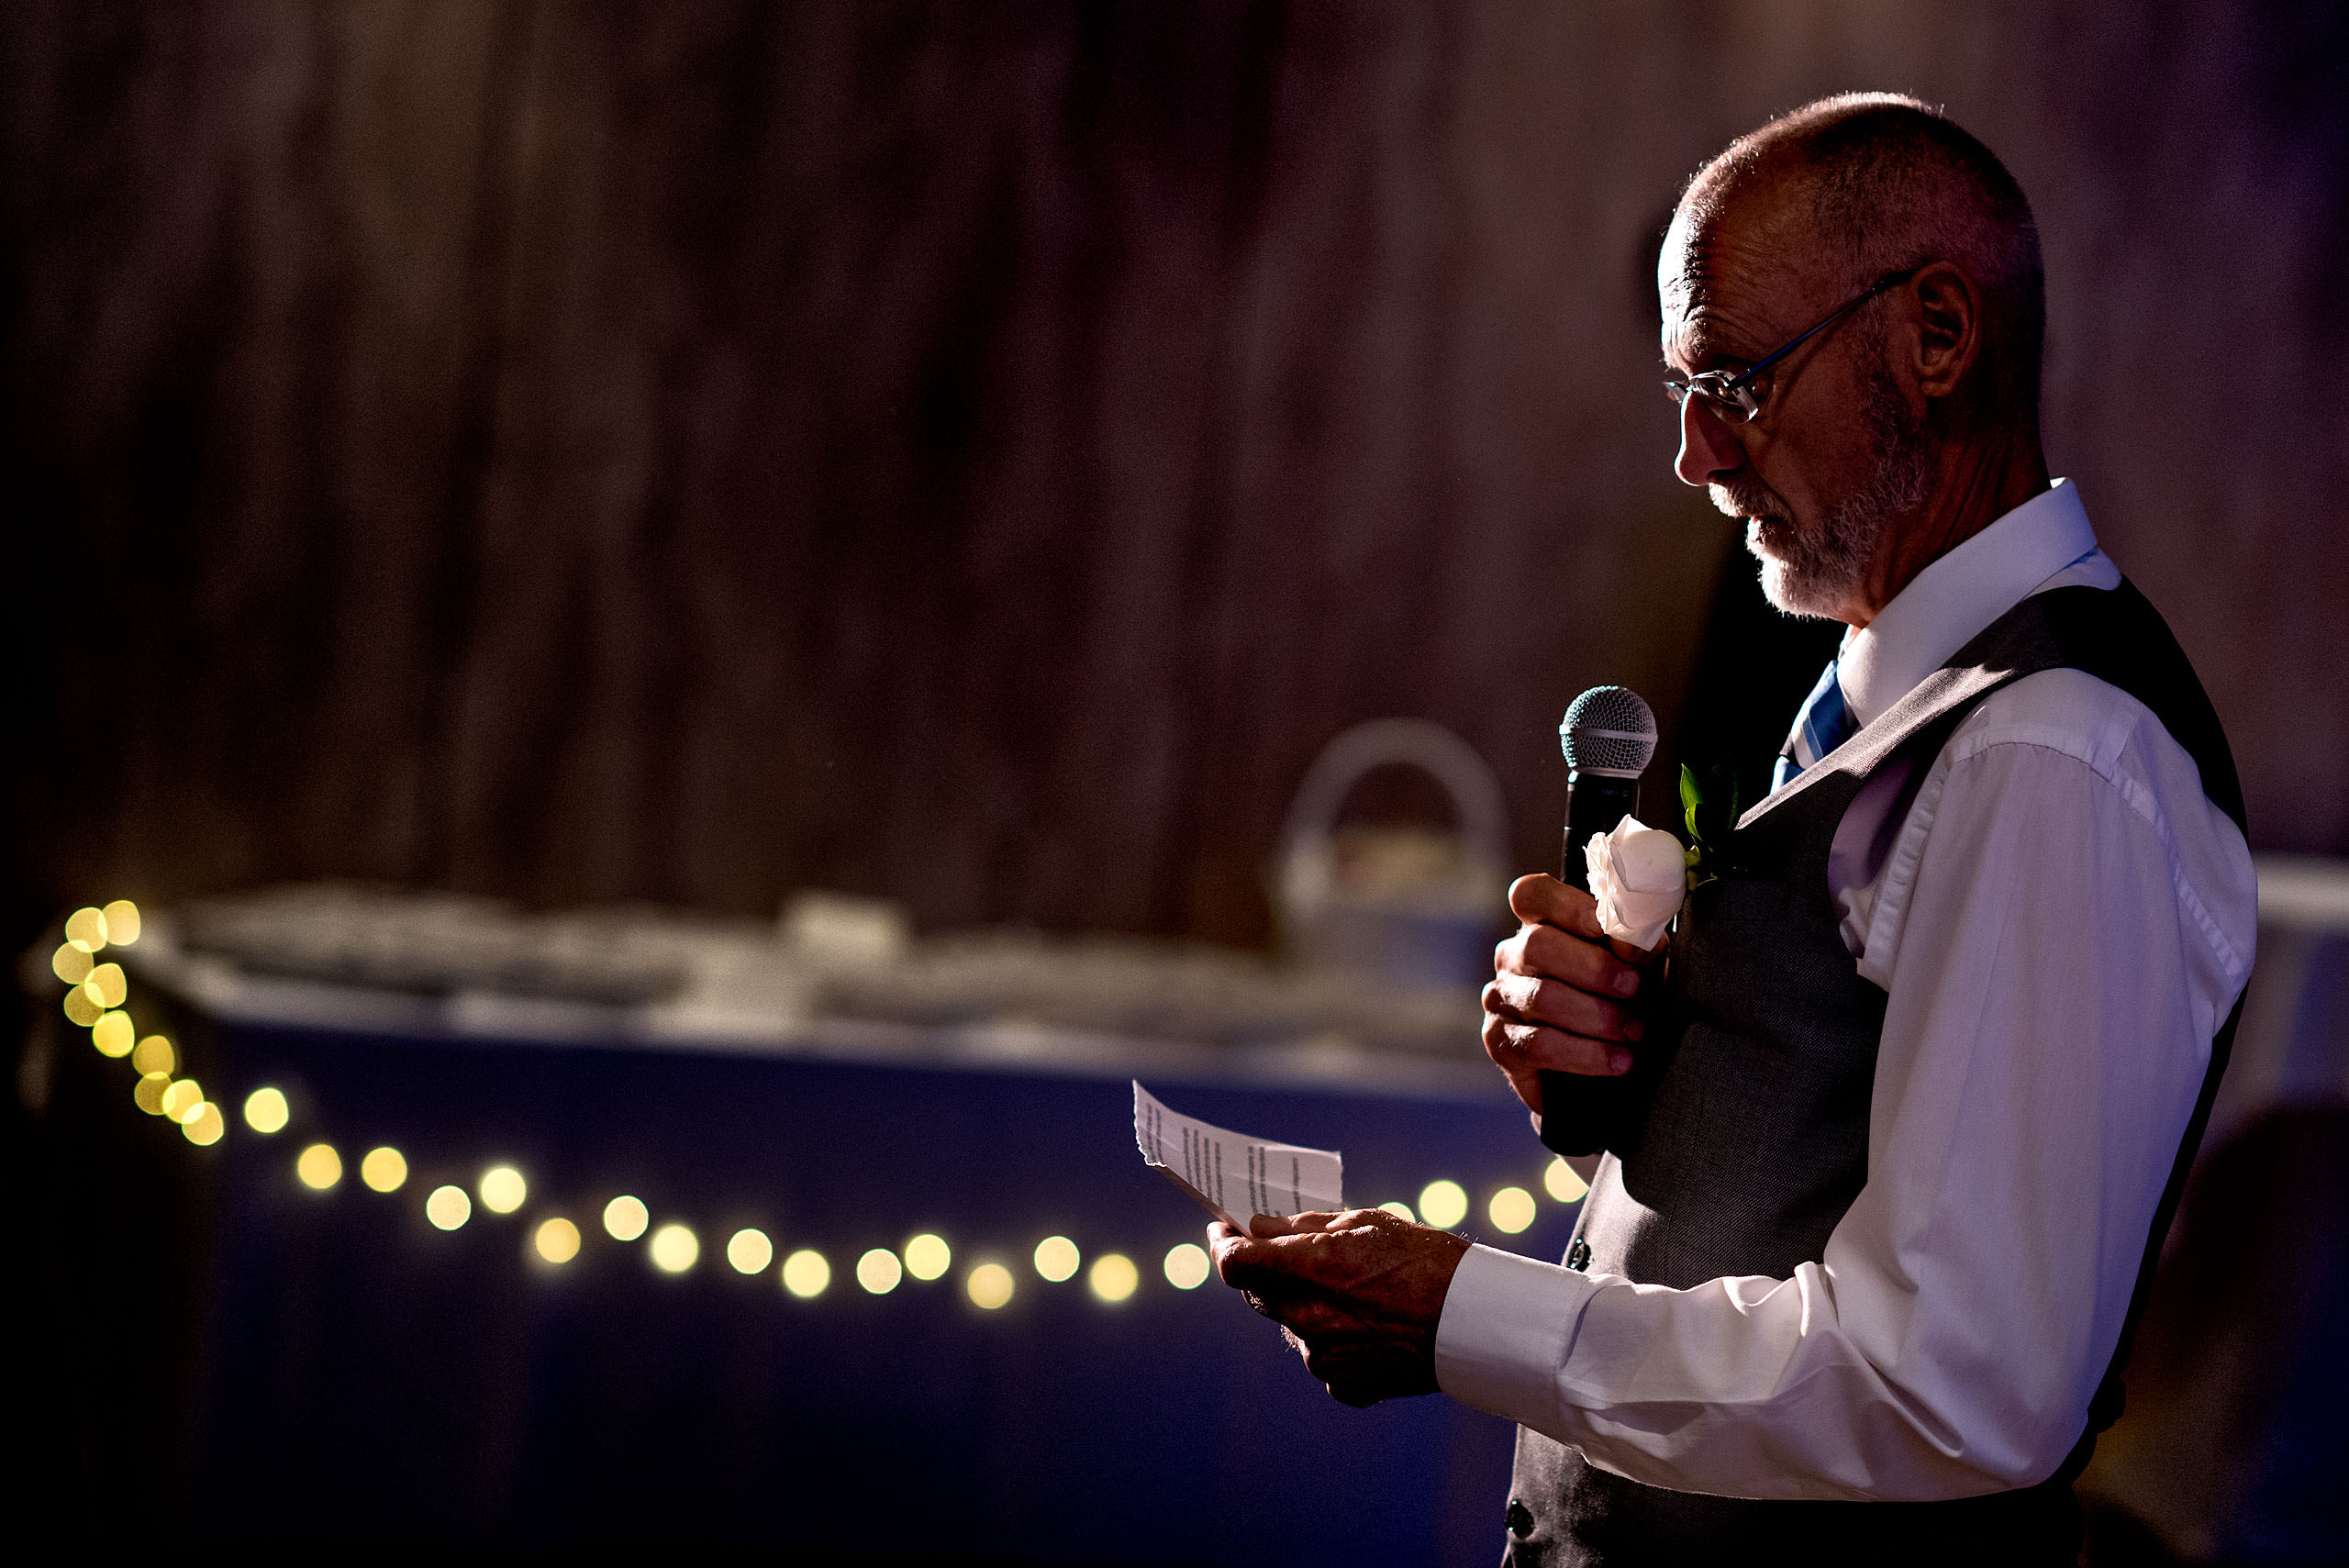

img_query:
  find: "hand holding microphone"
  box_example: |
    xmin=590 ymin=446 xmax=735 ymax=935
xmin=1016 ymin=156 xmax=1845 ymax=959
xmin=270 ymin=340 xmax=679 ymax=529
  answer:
xmin=1479 ymin=686 xmax=1673 ymax=1156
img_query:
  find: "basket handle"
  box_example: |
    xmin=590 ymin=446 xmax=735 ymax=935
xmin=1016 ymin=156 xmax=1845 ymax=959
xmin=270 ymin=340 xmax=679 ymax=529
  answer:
xmin=1276 ymin=718 xmax=1508 ymax=881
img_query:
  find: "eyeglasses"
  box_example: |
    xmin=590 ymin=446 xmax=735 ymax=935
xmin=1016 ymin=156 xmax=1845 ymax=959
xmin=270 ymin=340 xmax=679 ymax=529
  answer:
xmin=1663 ymin=266 xmax=1920 ymax=424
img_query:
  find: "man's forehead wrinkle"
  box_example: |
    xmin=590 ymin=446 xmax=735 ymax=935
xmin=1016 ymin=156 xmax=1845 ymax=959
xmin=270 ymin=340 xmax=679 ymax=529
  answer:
xmin=1694 ymin=152 xmax=1864 ymax=281
xmin=1663 ymin=218 xmax=1795 ymax=362
xmin=1666 ymin=302 xmax=1774 ymax=374
xmin=1663 ymin=161 xmax=1866 ymax=372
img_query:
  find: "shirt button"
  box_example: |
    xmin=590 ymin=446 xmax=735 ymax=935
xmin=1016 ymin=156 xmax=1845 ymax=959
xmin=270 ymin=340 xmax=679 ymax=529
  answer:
xmin=1507 ymin=1498 xmax=1535 ymax=1538
xmin=1566 ymin=1238 xmax=1591 ymax=1271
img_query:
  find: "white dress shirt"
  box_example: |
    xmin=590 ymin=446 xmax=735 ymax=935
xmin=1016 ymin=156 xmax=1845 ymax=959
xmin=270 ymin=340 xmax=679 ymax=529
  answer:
xmin=1435 ymin=480 xmax=2258 ymax=1502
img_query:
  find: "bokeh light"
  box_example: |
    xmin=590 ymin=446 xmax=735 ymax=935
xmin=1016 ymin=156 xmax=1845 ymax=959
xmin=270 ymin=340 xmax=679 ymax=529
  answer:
xmin=360 ymin=1147 xmax=408 ymax=1192
xmin=1488 ymin=1185 xmax=1537 ymax=1234
xmin=1032 ymin=1235 xmax=1080 ymax=1282
xmin=50 ymin=943 xmax=92 ymax=984
xmin=965 ymin=1262 xmax=1015 ymax=1309
xmin=132 ymin=1035 xmax=175 ymax=1075
xmin=728 ymin=1228 xmax=774 ymax=1274
xmin=857 ymin=1248 xmax=903 ymax=1294
xmin=63 ymin=987 xmax=104 ymax=1028
xmin=297 ymin=1143 xmax=342 ymax=1190
xmin=535 ymin=1217 xmax=581 ymax=1263
xmin=242 ymin=1085 xmax=290 ymax=1133
xmin=64 ymin=906 xmax=107 ymax=952
xmin=427 ymin=1184 xmax=472 ymax=1229
xmin=1163 ymin=1243 xmax=1211 ymax=1288
xmin=603 ymin=1195 xmax=650 ymax=1241
xmin=1378 ymin=1201 xmax=1416 ymax=1222
xmin=1419 ymin=1179 xmax=1468 ymax=1229
xmin=161 ymin=1079 xmax=202 ymax=1120
xmin=1545 ymin=1156 xmax=1589 ymax=1204
xmin=781 ymin=1249 xmax=829 ymax=1297
xmin=1087 ymin=1252 xmax=1139 ymax=1303
xmin=649 ymin=1223 xmax=698 ymax=1273
xmin=90 ymin=1012 xmax=133 ymax=1056
xmin=87 ymin=963 xmax=127 ymax=1008
xmin=181 ymin=1103 xmax=225 ymax=1145
xmin=132 ymin=1073 xmax=170 ymax=1115
xmin=102 ymin=900 xmax=141 ymax=944
xmin=478 ymin=1165 xmax=527 ymax=1214
xmin=903 ymin=1233 xmax=951 ymax=1281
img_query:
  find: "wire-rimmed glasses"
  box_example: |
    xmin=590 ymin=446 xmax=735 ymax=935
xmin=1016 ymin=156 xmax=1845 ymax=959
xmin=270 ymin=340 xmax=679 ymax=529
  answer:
xmin=1664 ymin=266 xmax=1920 ymax=424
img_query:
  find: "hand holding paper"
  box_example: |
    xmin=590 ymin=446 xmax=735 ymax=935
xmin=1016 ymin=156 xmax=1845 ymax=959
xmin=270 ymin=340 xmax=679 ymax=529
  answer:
xmin=1130 ymin=1083 xmax=1464 ymax=1407
xmin=1206 ymin=1207 xmax=1470 ymax=1408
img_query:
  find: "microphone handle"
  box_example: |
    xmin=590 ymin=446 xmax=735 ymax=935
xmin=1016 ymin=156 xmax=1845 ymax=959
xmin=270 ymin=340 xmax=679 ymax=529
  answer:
xmin=1538 ymin=770 xmax=1646 ymax=1158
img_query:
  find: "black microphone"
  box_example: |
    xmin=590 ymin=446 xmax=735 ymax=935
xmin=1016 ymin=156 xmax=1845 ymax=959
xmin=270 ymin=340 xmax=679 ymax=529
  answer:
xmin=1537 ymin=685 xmax=1657 ymax=1158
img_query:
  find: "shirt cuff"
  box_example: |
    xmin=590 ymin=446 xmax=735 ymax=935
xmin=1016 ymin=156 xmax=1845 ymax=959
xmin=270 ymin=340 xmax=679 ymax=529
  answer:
xmin=1433 ymin=1242 xmax=1601 ymax=1434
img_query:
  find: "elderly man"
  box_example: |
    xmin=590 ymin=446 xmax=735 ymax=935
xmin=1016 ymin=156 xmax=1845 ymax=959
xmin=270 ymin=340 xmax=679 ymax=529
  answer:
xmin=1211 ymin=95 xmax=2255 ymax=1563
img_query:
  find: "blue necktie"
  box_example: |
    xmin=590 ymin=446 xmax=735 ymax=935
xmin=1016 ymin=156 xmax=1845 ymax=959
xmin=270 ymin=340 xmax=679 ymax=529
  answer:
xmin=1772 ymin=661 xmax=1857 ymax=792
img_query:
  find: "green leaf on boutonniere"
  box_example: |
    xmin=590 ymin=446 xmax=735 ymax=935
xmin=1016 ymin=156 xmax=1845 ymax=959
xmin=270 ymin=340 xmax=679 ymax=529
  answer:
xmin=1679 ymin=762 xmax=1743 ymax=886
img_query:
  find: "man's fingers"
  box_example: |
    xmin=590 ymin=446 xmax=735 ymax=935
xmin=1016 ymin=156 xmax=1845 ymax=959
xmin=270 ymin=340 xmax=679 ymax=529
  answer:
xmin=1482 ymin=1007 xmax=1629 ymax=1077
xmin=1248 ymin=1209 xmax=1348 ymax=1238
xmin=1500 ymin=878 xmax=1673 ymax=968
xmin=1209 ymin=1224 xmax=1267 ymax=1288
xmin=1507 ymin=874 xmax=1606 ymax=939
xmin=1482 ymin=965 xmax=1636 ymax=1075
xmin=1209 ymin=1219 xmax=1338 ymax=1297
xmin=1496 ymin=922 xmax=1645 ymax=997
xmin=1210 ymin=1210 xmax=1431 ymax=1301
xmin=1479 ymin=1018 xmax=1545 ymax=1114
xmin=1487 ymin=969 xmax=1641 ymax=1041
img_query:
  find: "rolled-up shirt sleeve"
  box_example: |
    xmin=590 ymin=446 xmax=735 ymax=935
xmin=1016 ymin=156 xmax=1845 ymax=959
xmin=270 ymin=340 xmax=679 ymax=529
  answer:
xmin=1434 ymin=694 xmax=2254 ymax=1502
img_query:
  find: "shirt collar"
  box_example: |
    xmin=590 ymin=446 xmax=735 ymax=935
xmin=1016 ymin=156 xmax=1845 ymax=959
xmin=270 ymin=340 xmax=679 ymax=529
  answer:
xmin=1837 ymin=477 xmax=2099 ymax=728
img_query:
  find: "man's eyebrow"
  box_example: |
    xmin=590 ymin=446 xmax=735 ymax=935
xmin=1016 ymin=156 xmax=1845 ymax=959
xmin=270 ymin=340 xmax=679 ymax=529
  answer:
xmin=1664 ymin=321 xmax=1747 ymax=373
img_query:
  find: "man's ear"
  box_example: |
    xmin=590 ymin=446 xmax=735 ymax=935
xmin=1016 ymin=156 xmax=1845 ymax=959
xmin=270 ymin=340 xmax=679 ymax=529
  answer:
xmin=1907 ymin=261 xmax=1983 ymax=402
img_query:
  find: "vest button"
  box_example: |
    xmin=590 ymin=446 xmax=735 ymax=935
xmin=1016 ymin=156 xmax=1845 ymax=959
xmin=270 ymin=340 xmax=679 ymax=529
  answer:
xmin=1506 ymin=1498 xmax=1535 ymax=1538
xmin=1566 ymin=1237 xmax=1591 ymax=1271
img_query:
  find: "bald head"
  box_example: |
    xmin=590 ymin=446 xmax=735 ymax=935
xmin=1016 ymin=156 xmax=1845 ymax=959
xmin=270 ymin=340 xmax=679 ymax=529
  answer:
xmin=1670 ymin=93 xmax=2044 ymax=420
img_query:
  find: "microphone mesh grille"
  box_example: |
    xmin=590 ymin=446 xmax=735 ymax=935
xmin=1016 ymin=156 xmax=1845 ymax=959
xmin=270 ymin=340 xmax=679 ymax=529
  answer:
xmin=1559 ymin=685 xmax=1657 ymax=773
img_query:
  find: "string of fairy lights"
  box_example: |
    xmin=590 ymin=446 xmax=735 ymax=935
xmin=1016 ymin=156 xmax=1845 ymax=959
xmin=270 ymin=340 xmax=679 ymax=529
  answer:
xmin=50 ymin=899 xmax=1591 ymax=1309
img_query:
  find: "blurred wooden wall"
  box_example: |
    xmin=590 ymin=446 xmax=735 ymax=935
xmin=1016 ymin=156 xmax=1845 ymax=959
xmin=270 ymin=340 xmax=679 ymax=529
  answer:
xmin=6 ymin=0 xmax=2346 ymax=947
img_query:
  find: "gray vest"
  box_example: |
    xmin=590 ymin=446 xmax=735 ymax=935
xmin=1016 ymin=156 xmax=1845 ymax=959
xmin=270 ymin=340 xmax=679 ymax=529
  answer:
xmin=1505 ymin=582 xmax=2246 ymax=1566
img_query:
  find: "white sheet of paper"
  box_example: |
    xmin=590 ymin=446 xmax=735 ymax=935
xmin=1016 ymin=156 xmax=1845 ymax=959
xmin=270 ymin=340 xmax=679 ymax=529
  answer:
xmin=1132 ymin=1081 xmax=1343 ymax=1228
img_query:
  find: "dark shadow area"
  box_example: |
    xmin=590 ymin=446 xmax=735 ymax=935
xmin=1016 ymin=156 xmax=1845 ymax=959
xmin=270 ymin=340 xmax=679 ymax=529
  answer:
xmin=2080 ymin=1106 xmax=2349 ymax=1564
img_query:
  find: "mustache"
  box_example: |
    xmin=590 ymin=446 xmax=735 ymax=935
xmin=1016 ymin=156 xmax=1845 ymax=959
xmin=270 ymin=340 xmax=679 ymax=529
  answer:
xmin=1709 ymin=476 xmax=1787 ymax=521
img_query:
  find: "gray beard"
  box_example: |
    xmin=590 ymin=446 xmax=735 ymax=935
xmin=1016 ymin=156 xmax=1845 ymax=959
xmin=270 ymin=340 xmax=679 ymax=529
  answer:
xmin=1725 ymin=358 xmax=1933 ymax=618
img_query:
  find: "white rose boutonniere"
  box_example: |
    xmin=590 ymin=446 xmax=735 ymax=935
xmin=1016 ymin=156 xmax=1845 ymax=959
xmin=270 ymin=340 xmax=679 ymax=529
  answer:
xmin=1583 ymin=815 xmax=1686 ymax=952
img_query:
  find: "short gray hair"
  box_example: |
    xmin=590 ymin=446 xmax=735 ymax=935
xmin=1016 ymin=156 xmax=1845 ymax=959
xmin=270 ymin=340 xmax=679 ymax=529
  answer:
xmin=1687 ymin=94 xmax=2045 ymax=419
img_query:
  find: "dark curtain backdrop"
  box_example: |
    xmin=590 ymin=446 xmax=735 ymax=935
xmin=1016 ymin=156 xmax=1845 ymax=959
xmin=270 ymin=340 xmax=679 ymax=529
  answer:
xmin=7 ymin=1 xmax=2347 ymax=949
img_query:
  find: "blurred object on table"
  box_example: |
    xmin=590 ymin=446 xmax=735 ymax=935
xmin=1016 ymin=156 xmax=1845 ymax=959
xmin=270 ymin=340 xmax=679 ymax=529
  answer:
xmin=138 ymin=878 xmax=1489 ymax=1070
xmin=1275 ymin=719 xmax=1508 ymax=992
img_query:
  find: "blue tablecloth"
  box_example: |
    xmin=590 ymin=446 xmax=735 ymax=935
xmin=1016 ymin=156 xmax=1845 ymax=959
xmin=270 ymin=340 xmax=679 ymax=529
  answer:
xmin=99 ymin=1008 xmax=1575 ymax=1562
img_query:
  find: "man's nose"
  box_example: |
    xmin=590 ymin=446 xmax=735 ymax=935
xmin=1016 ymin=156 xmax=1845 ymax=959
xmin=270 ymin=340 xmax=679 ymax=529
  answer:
xmin=1674 ymin=394 xmax=1746 ymax=489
